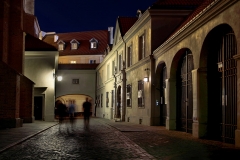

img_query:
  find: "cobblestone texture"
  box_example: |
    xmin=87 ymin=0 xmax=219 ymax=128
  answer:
xmin=121 ymin=127 xmax=240 ymax=160
xmin=0 ymin=119 xmax=155 ymax=160
xmin=1 ymin=118 xmax=240 ymax=160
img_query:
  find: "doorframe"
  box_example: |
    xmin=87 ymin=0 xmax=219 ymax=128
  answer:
xmin=34 ymin=95 xmax=45 ymax=120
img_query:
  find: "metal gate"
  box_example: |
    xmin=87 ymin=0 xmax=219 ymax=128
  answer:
xmin=218 ymin=31 xmax=237 ymax=144
xmin=178 ymin=51 xmax=194 ymax=133
xmin=160 ymin=66 xmax=167 ymax=126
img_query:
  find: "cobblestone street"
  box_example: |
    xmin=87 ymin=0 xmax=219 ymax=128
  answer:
xmin=0 ymin=118 xmax=154 ymax=160
xmin=0 ymin=118 xmax=240 ymax=160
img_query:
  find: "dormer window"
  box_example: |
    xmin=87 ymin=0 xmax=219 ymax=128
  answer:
xmin=70 ymin=39 xmax=80 ymax=50
xmin=89 ymin=38 xmax=98 ymax=49
xmin=57 ymin=40 xmax=65 ymax=51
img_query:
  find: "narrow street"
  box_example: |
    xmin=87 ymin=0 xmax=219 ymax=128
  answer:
xmin=0 ymin=118 xmax=240 ymax=160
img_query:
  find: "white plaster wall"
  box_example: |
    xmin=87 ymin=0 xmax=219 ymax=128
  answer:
xmin=55 ymin=70 xmax=96 ymax=108
xmin=24 ymin=51 xmax=58 ymax=122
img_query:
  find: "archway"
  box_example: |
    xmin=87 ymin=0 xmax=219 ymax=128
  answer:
xmin=200 ymin=24 xmax=237 ymax=143
xmin=155 ymin=62 xmax=167 ymax=126
xmin=55 ymin=94 xmax=93 ymax=117
xmin=176 ymin=49 xmax=194 ymax=133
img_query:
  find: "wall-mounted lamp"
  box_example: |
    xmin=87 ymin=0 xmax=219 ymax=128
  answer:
xmin=57 ymin=76 xmax=63 ymax=81
xmin=143 ymin=77 xmax=149 ymax=82
xmin=217 ymin=62 xmax=223 ymax=72
xmin=143 ymin=68 xmax=150 ymax=82
xmin=53 ymin=73 xmax=63 ymax=81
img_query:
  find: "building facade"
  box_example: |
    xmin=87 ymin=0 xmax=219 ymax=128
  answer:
xmin=46 ymin=30 xmax=111 ymax=117
xmin=96 ymin=0 xmax=240 ymax=146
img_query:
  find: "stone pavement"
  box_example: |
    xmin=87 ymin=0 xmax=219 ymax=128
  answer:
xmin=0 ymin=117 xmax=240 ymax=159
xmin=0 ymin=120 xmax=58 ymax=153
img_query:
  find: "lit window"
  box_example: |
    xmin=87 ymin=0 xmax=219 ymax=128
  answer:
xmin=70 ymin=61 xmax=76 ymax=64
xmin=89 ymin=38 xmax=98 ymax=49
xmin=58 ymin=44 xmax=64 ymax=51
xmin=70 ymin=39 xmax=79 ymax=50
xmin=71 ymin=43 xmax=77 ymax=50
xmin=91 ymin=42 xmax=97 ymax=48
xmin=138 ymin=80 xmax=144 ymax=107
xmin=127 ymin=84 xmax=132 ymax=107
xmin=57 ymin=40 xmax=65 ymax=51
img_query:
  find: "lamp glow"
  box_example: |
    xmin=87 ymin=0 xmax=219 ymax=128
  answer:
xmin=57 ymin=76 xmax=63 ymax=81
xmin=143 ymin=77 xmax=149 ymax=82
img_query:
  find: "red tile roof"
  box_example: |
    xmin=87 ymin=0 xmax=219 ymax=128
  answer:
xmin=56 ymin=30 xmax=109 ymax=56
xmin=118 ymin=17 xmax=138 ymax=36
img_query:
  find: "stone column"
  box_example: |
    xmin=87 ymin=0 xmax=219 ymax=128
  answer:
xmin=165 ymin=78 xmax=176 ymax=130
xmin=192 ymin=68 xmax=208 ymax=138
xmin=233 ymin=54 xmax=240 ymax=147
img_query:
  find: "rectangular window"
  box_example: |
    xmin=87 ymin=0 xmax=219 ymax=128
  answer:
xmin=71 ymin=43 xmax=78 ymax=50
xmin=139 ymin=34 xmax=145 ymax=60
xmin=89 ymin=60 xmax=96 ymax=64
xmin=127 ymin=84 xmax=132 ymax=107
xmin=138 ymin=80 xmax=144 ymax=107
xmin=127 ymin=45 xmax=132 ymax=67
xmin=106 ymin=92 xmax=109 ymax=107
xmin=58 ymin=44 xmax=64 ymax=51
xmin=118 ymin=54 xmax=122 ymax=72
xmin=112 ymin=60 xmax=115 ymax=75
xmin=107 ymin=64 xmax=110 ymax=79
xmin=91 ymin=42 xmax=97 ymax=48
xmin=72 ymin=79 xmax=79 ymax=84
xmin=70 ymin=60 xmax=76 ymax=64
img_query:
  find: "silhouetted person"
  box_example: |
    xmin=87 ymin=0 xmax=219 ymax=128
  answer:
xmin=58 ymin=103 xmax=67 ymax=129
xmin=83 ymin=97 xmax=92 ymax=129
xmin=68 ymin=101 xmax=76 ymax=128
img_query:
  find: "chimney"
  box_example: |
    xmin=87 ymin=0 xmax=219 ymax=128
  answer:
xmin=54 ymin=35 xmax=59 ymax=42
xmin=108 ymin=27 xmax=114 ymax=45
xmin=23 ymin=0 xmax=35 ymax=15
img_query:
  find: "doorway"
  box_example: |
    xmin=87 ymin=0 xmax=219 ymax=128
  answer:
xmin=34 ymin=96 xmax=43 ymax=120
xmin=177 ymin=50 xmax=194 ymax=133
xmin=160 ymin=66 xmax=167 ymax=126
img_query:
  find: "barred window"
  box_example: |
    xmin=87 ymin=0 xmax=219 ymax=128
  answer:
xmin=126 ymin=84 xmax=132 ymax=107
xmin=106 ymin=92 xmax=109 ymax=107
xmin=138 ymin=80 xmax=144 ymax=107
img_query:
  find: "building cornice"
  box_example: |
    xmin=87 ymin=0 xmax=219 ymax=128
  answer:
xmin=153 ymin=0 xmax=238 ymax=58
xmin=125 ymin=56 xmax=151 ymax=73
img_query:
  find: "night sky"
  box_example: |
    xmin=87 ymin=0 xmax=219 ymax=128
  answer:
xmin=35 ymin=0 xmax=157 ymax=33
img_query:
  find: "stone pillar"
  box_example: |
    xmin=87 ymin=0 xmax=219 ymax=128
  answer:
xmin=0 ymin=62 xmax=22 ymax=128
xmin=192 ymin=68 xmax=208 ymax=138
xmin=165 ymin=78 xmax=176 ymax=130
xmin=233 ymin=54 xmax=240 ymax=147
xmin=20 ymin=76 xmax=34 ymax=123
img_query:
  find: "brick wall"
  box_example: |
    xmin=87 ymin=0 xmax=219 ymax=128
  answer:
xmin=20 ymin=75 xmax=34 ymax=123
xmin=0 ymin=61 xmax=21 ymax=128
